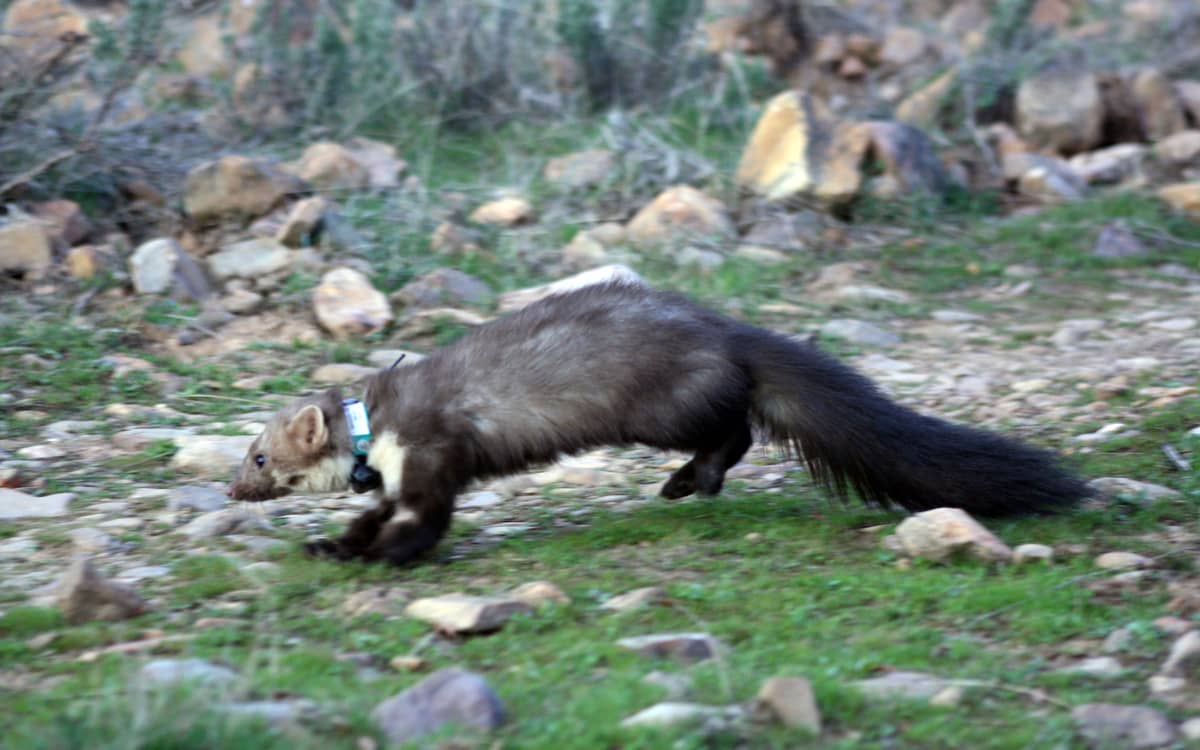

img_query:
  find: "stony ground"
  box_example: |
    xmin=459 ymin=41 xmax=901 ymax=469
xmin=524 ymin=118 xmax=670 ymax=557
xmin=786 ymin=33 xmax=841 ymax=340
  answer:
xmin=2 ymin=190 xmax=1200 ymax=749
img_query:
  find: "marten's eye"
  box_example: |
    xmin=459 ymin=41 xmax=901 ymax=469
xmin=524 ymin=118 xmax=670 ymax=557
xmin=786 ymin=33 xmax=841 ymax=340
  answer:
xmin=254 ymin=454 xmax=266 ymax=468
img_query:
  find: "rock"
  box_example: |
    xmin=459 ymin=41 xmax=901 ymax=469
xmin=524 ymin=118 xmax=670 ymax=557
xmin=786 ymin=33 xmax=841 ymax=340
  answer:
xmin=853 ymin=671 xmax=950 ymax=701
xmin=18 ymin=444 xmax=66 ymax=460
xmin=69 ymin=528 xmax=111 ymax=553
xmin=176 ymin=508 xmax=272 ymax=540
xmin=371 ymin=668 xmax=505 ymax=745
xmin=344 ymin=136 xmax=407 ymax=189
xmin=312 ymin=267 xmax=393 ymax=339
xmin=393 ymin=268 xmax=491 ymax=310
xmin=1095 ymin=552 xmax=1152 ymax=570
xmin=1159 ymin=182 xmax=1200 ymax=217
xmin=167 ymin=486 xmax=228 ymax=513
xmin=1131 ymin=69 xmax=1187 ymax=141
xmin=139 ymin=658 xmax=237 ymax=688
xmin=1017 ymin=67 xmax=1103 ymax=154
xmin=1 ymin=0 xmax=89 ymax=65
xmin=342 ymin=586 xmax=410 ymax=618
xmin=56 ymin=558 xmax=147 ymax=625
xmin=625 ymin=185 xmax=733 ymax=246
xmin=544 ymin=149 xmax=615 ymax=189
xmin=736 ymin=92 xmax=870 ymax=206
xmin=1182 ymin=717 xmax=1200 ymax=741
xmin=1058 ymin=657 xmax=1125 ymax=679
xmin=602 ymin=586 xmax=668 ymax=612
xmin=220 ymin=288 xmax=263 ymax=314
xmin=404 ymin=594 xmax=532 ymax=634
xmin=561 ymin=231 xmax=611 ymax=268
xmin=1089 ymin=477 xmax=1180 ymax=502
xmin=891 ymin=508 xmax=1013 ymax=563
xmin=1178 ymin=80 xmax=1200 ymax=124
xmin=184 ymin=155 xmax=307 ymax=224
xmin=171 ymin=435 xmax=255 ymax=475
xmin=497 ymin=264 xmax=644 ymax=314
xmin=64 ymin=244 xmax=102 ymax=279
xmin=1071 ymin=703 xmax=1177 ymax=749
xmin=616 ymin=633 xmax=724 ymax=663
xmin=311 ymin=363 xmax=376 ymax=385
xmin=207 ymin=238 xmax=295 ymax=281
xmin=508 ymin=581 xmax=570 ymax=608
xmin=288 ymin=142 xmax=370 ymax=191
xmin=469 ymin=197 xmax=534 ymax=227
xmin=276 ymin=197 xmax=330 ymax=247
xmin=1102 ymin=628 xmax=1133 ymax=654
xmin=129 ymin=238 xmax=211 ymax=299
xmin=756 ymin=676 xmax=820 ymax=733
xmin=1013 ymin=544 xmax=1054 ymax=564
xmin=820 ymin=319 xmax=900 ymax=348
xmin=430 ymin=222 xmax=482 ymax=254
xmin=620 ymin=702 xmax=743 ymax=730
xmin=0 ymin=489 xmax=73 ymax=519
xmin=929 ymin=686 xmax=964 ymax=707
xmin=1148 ymin=675 xmax=1187 ymax=696
xmin=390 ymin=655 xmax=429 ymax=672
xmin=1068 ymin=144 xmax=1147 ymax=185
xmin=1093 ymin=221 xmax=1148 ymax=259
xmin=0 ymin=220 xmax=53 ymax=280
xmin=1161 ymin=630 xmax=1200 ymax=677
xmin=33 ymin=199 xmax=91 ymax=247
xmin=896 ymin=69 xmax=957 ymax=128
xmin=1154 ymin=130 xmax=1200 ymax=167
xmin=221 ymin=700 xmax=316 ymax=728
xmin=1019 ymin=164 xmax=1086 ymax=202
xmin=878 ymin=26 xmax=926 ymax=69
xmin=860 ymin=121 xmax=948 ymax=196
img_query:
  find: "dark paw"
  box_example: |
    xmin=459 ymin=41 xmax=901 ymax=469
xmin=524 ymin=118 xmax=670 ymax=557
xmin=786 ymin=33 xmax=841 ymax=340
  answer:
xmin=304 ymin=538 xmax=350 ymax=559
xmin=660 ymin=473 xmax=696 ymax=500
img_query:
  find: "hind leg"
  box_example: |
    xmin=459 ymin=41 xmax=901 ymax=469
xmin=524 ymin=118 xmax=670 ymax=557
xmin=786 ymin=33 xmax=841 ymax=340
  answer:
xmin=661 ymin=422 xmax=753 ymax=499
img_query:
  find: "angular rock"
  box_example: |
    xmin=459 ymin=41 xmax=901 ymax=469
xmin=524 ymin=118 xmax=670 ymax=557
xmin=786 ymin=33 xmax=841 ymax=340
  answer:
xmin=183 ymin=155 xmax=306 ymax=224
xmin=1089 ymin=477 xmax=1180 ymax=502
xmin=56 ymin=558 xmax=147 ymax=625
xmin=1019 ymin=164 xmax=1086 ymax=202
xmin=1093 ymin=221 xmax=1148 ymax=259
xmin=0 ymin=489 xmax=73 ymax=519
xmin=469 ymin=197 xmax=534 ymax=227
xmin=139 ymin=658 xmax=237 ymax=688
xmin=891 ymin=508 xmax=1013 ymax=563
xmin=176 ymin=508 xmax=272 ymax=540
xmin=616 ymin=633 xmax=724 ymax=663
xmin=208 ymin=238 xmax=294 ymax=281
xmin=342 ymin=586 xmax=410 ymax=618
xmin=0 ymin=220 xmax=53 ymax=280
xmin=276 ymin=197 xmax=330 ymax=247
xmin=167 ymin=486 xmax=228 ymax=513
xmin=756 ymin=676 xmax=821 ymax=733
xmin=497 ymin=264 xmax=644 ymax=314
xmin=1071 ymin=703 xmax=1177 ymax=749
xmin=626 ymin=185 xmax=733 ymax=246
xmin=821 ymin=319 xmax=900 ymax=348
xmin=393 ymin=268 xmax=491 ymax=310
xmin=1154 ymin=130 xmax=1200 ymax=167
xmin=1017 ymin=67 xmax=1103 ymax=154
xmin=878 ymin=26 xmax=927 ymax=69
xmin=312 ymin=267 xmax=393 ymax=339
xmin=1159 ymin=182 xmax=1200 ymax=217
xmin=508 ymin=581 xmax=570 ymax=608
xmin=1131 ymin=68 xmax=1187 ymax=141
xmin=1095 ymin=552 xmax=1152 ymax=570
xmin=1160 ymin=630 xmax=1200 ymax=677
xmin=736 ymin=92 xmax=871 ymax=205
xmin=544 ymin=149 xmax=615 ymax=189
xmin=171 ymin=435 xmax=255 ymax=475
xmin=288 ymin=142 xmax=370 ymax=191
xmin=33 ymin=199 xmax=91 ymax=247
xmin=69 ymin=527 xmax=111 ymax=554
xmin=1068 ymin=144 xmax=1147 ymax=185
xmin=621 ymin=702 xmax=743 ymax=730
xmin=372 ymin=668 xmax=505 ymax=745
xmin=344 ymin=136 xmax=407 ymax=189
xmin=129 ymin=238 xmax=211 ymax=299
xmin=602 ymin=587 xmax=667 ymax=612
xmin=404 ymin=594 xmax=532 ymax=634
xmin=220 ymin=287 xmax=264 ymax=314
xmin=854 ymin=671 xmax=950 ymax=701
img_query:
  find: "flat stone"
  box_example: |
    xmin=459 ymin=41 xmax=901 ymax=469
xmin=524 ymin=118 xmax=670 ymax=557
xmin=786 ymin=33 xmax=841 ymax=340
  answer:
xmin=1013 ymin=543 xmax=1054 ymax=564
xmin=616 ymin=633 xmax=724 ymax=663
xmin=601 ymin=587 xmax=668 ymax=612
xmin=1180 ymin=717 xmax=1200 ymax=740
xmin=166 ymin=485 xmax=228 ymax=513
xmin=1161 ymin=630 xmax=1200 ymax=677
xmin=1089 ymin=477 xmax=1179 ymax=503
xmin=1057 ymin=656 xmax=1125 ymax=679
xmin=17 ymin=444 xmax=66 ymax=460
xmin=56 ymin=558 xmax=147 ymax=625
xmin=175 ymin=508 xmax=272 ymax=540
xmin=756 ymin=676 xmax=821 ymax=733
xmin=139 ymin=658 xmax=238 ymax=688
xmin=1071 ymin=703 xmax=1177 ymax=749
xmin=820 ymin=319 xmax=900 ymax=347
xmin=221 ymin=700 xmax=317 ymax=728
xmin=508 ymin=581 xmax=570 ymax=608
xmin=891 ymin=508 xmax=1013 ymax=563
xmin=311 ymin=363 xmax=376 ymax=385
xmin=621 ymin=702 xmax=743 ymax=730
xmin=312 ymin=267 xmax=392 ymax=339
xmin=208 ymin=238 xmax=295 ymax=281
xmin=0 ymin=489 xmax=73 ymax=519
xmin=404 ymin=594 xmax=532 ymax=634
xmin=469 ymin=197 xmax=534 ymax=227
xmin=1095 ymin=552 xmax=1152 ymax=570
xmin=854 ymin=671 xmax=950 ymax=701
xmin=626 ymin=185 xmax=733 ymax=246
xmin=171 ymin=435 xmax=255 ymax=475
xmin=371 ymin=668 xmax=505 ymax=745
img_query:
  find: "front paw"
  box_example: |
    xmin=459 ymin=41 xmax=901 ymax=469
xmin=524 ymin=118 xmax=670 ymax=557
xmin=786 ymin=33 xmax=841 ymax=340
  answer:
xmin=304 ymin=537 xmax=352 ymax=559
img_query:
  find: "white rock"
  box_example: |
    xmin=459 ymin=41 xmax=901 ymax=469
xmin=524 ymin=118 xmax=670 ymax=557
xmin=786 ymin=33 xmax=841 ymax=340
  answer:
xmin=1012 ymin=543 xmax=1054 ymax=564
xmin=892 ymin=508 xmax=1013 ymax=563
xmin=0 ymin=489 xmax=74 ymax=519
xmin=404 ymin=594 xmax=532 ymax=634
xmin=620 ymin=702 xmax=743 ymax=730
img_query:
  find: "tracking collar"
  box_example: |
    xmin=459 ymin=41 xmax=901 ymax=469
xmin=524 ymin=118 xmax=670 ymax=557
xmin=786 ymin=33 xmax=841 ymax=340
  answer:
xmin=342 ymin=398 xmax=382 ymax=493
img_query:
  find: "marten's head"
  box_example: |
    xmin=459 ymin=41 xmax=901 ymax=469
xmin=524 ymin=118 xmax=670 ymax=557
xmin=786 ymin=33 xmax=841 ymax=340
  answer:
xmin=227 ymin=389 xmax=353 ymax=501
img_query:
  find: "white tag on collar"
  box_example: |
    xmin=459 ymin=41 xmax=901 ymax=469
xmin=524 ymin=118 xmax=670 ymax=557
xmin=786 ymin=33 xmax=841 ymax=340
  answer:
xmin=342 ymin=399 xmax=372 ymax=455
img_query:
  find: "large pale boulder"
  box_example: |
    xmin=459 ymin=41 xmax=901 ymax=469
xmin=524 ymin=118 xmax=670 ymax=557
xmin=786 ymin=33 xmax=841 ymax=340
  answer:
xmin=312 ymin=267 xmax=392 ymax=338
xmin=1016 ymin=68 xmax=1103 ymax=154
xmin=887 ymin=507 xmax=1013 ymax=563
xmin=1131 ymin=69 xmax=1187 ymax=141
xmin=183 ymin=156 xmax=307 ymax=224
xmin=129 ymin=238 xmax=211 ymax=299
xmin=207 ymin=238 xmax=295 ymax=280
xmin=0 ymin=220 xmax=53 ymax=280
xmin=625 ymin=185 xmax=733 ymax=245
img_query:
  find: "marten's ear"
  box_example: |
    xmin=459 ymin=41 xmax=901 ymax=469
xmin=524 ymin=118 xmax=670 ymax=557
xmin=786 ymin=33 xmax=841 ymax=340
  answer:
xmin=287 ymin=404 xmax=328 ymax=452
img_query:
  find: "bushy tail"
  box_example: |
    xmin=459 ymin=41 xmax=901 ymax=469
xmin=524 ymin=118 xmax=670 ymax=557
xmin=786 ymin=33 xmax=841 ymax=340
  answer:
xmin=735 ymin=327 xmax=1088 ymax=516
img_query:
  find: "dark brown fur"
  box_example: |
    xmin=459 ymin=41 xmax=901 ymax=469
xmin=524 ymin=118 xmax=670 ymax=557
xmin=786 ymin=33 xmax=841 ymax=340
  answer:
xmin=230 ymin=281 xmax=1088 ymax=566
